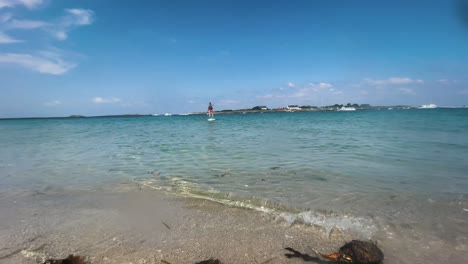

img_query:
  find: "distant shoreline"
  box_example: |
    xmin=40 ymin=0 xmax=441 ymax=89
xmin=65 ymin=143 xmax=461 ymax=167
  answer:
xmin=1 ymin=105 xmax=465 ymax=120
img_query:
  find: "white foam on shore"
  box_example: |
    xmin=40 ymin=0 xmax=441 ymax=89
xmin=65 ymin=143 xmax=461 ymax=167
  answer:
xmin=152 ymin=176 xmax=276 ymax=213
xmin=277 ymin=211 xmax=376 ymax=239
xmin=133 ymin=176 xmax=377 ymax=238
xmin=21 ymin=249 xmax=47 ymax=263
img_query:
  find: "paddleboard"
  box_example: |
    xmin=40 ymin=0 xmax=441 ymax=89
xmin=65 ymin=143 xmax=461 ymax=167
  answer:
xmin=208 ymin=118 xmax=216 ymax=121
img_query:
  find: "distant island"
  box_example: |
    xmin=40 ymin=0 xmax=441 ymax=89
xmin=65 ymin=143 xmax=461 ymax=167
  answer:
xmin=3 ymin=103 xmax=463 ymax=120
xmin=191 ymin=103 xmax=419 ymax=115
xmin=70 ymin=104 xmax=410 ymax=118
xmin=68 ymin=114 xmax=148 ymax=118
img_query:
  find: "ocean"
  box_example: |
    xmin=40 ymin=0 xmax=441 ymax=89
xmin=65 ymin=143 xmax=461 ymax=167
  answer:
xmin=1 ymin=108 xmax=468 ymax=262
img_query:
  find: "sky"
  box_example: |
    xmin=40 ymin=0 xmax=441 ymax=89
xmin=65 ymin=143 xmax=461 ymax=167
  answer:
xmin=1 ymin=0 xmax=468 ymax=117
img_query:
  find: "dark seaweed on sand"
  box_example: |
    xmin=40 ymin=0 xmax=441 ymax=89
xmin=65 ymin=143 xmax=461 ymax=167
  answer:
xmin=339 ymin=240 xmax=384 ymax=264
xmin=162 ymin=259 xmax=223 ymax=264
xmin=285 ymin=240 xmax=384 ymax=264
xmin=195 ymin=259 xmax=223 ymax=264
xmin=43 ymin=254 xmax=88 ymax=264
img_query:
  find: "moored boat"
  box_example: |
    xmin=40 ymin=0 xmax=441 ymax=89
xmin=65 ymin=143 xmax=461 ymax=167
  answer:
xmin=418 ymin=104 xmax=437 ymax=109
xmin=337 ymin=106 xmax=356 ymax=111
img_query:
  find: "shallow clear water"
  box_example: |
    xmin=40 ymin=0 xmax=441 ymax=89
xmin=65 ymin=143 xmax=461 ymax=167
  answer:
xmin=1 ymin=109 xmax=468 ymax=250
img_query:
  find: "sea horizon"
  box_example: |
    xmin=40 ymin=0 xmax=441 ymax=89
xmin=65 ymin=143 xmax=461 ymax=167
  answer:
xmin=2 ymin=103 xmax=466 ymax=120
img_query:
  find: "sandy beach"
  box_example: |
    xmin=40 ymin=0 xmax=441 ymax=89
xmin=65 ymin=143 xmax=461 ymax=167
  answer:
xmin=0 ymin=182 xmax=338 ymax=264
xmin=0 ymin=181 xmax=466 ymax=264
xmin=0 ymin=179 xmax=366 ymax=264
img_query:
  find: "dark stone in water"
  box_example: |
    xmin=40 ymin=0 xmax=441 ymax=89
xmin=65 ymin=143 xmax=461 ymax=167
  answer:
xmin=339 ymin=240 xmax=384 ymax=264
xmin=312 ymin=175 xmax=327 ymax=182
xmin=195 ymin=259 xmax=223 ymax=264
xmin=43 ymin=254 xmax=88 ymax=264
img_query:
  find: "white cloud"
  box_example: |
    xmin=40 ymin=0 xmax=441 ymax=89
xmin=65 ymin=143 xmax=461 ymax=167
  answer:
xmin=51 ymin=8 xmax=94 ymax=40
xmin=307 ymin=82 xmax=333 ymax=91
xmin=364 ymin=77 xmax=424 ymax=86
xmin=258 ymin=81 xmax=339 ymax=101
xmin=0 ymin=5 xmax=94 ymax=74
xmin=437 ymin=79 xmax=457 ymax=84
xmin=255 ymin=80 xmax=361 ymax=108
xmin=318 ymin=82 xmax=333 ymax=89
xmin=398 ymin=88 xmax=416 ymax=95
xmin=0 ymin=52 xmax=75 ymax=74
xmin=256 ymin=94 xmax=274 ymax=99
xmin=1 ymin=8 xmax=94 ymax=41
xmin=0 ymin=0 xmax=43 ymax=9
xmin=6 ymin=19 xmax=49 ymax=29
xmin=289 ymin=90 xmax=307 ymax=98
xmin=54 ymin=31 xmax=67 ymax=40
xmin=44 ymin=100 xmax=62 ymax=106
xmin=323 ymin=87 xmax=344 ymax=95
xmin=219 ymin=99 xmax=240 ymax=105
xmin=0 ymin=32 xmax=22 ymax=43
xmin=65 ymin=9 xmax=94 ymax=25
xmin=92 ymin=97 xmax=121 ymax=104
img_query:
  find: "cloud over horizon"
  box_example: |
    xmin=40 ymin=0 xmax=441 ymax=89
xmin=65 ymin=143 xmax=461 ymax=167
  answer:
xmin=398 ymin=88 xmax=416 ymax=95
xmin=255 ymin=81 xmax=344 ymax=106
xmin=364 ymin=77 xmax=424 ymax=86
xmin=44 ymin=100 xmax=62 ymax=106
xmin=251 ymin=76 xmax=448 ymax=108
xmin=92 ymin=97 xmax=121 ymax=104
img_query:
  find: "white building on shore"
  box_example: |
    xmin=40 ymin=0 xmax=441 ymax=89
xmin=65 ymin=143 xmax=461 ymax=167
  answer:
xmin=287 ymin=105 xmax=301 ymax=111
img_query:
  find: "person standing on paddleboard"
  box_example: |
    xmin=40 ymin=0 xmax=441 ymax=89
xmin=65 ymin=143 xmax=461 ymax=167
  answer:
xmin=208 ymin=102 xmax=214 ymax=118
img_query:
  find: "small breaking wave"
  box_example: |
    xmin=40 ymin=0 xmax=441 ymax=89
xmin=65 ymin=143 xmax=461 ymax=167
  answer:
xmin=133 ymin=175 xmax=377 ymax=238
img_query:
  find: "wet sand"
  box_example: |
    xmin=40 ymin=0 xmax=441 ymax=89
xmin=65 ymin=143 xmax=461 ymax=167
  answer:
xmin=0 ymin=183 xmax=334 ymax=264
xmin=0 ymin=183 xmax=467 ymax=264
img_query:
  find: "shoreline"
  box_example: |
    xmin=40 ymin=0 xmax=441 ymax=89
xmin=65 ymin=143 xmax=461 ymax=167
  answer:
xmin=0 ymin=184 xmax=343 ymax=264
xmin=1 ymin=183 xmax=467 ymax=263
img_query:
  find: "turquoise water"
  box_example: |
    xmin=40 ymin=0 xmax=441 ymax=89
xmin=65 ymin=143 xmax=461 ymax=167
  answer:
xmin=1 ymin=109 xmax=468 ymax=248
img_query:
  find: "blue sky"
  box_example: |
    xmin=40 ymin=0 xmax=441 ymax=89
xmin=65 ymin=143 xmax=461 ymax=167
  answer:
xmin=1 ymin=0 xmax=468 ymax=117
